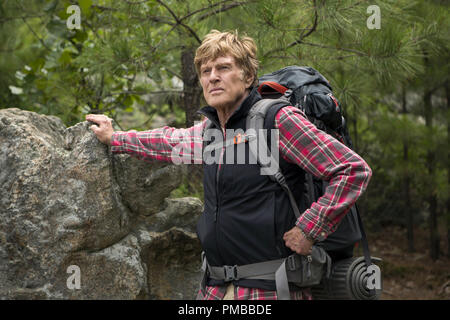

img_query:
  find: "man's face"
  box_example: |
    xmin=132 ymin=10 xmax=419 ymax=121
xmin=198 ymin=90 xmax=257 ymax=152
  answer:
xmin=199 ymin=55 xmax=253 ymax=111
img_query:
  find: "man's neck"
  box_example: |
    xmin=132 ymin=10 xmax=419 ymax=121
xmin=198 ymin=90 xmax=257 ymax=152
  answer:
xmin=216 ymin=106 xmax=237 ymax=130
xmin=215 ymin=90 xmax=250 ymax=130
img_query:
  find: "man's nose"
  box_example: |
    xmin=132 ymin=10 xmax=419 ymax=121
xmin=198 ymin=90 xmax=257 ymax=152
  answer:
xmin=209 ymin=68 xmax=220 ymax=82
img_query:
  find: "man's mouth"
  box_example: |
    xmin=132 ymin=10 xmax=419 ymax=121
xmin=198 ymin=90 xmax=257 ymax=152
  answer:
xmin=209 ymin=88 xmax=224 ymax=94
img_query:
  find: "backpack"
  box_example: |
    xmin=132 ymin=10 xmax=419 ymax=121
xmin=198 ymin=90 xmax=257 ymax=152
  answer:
xmin=249 ymin=66 xmax=381 ymax=299
xmin=256 ymin=66 xmax=361 ymax=260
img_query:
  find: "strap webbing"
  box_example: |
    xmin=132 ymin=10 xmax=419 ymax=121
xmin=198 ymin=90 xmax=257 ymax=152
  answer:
xmin=207 ymin=258 xmax=284 ymax=281
xmin=354 ymin=203 xmax=372 ymax=267
xmin=202 ymin=254 xmax=299 ymax=300
xmin=246 ymin=99 xmax=302 ymax=223
xmin=275 ymin=259 xmax=291 ymax=300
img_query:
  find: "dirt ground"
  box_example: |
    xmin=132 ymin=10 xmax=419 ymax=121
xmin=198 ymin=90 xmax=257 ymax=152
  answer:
xmin=364 ymin=225 xmax=450 ymax=300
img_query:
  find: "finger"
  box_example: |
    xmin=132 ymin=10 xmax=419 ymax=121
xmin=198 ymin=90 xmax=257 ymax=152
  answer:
xmin=284 ymin=238 xmax=296 ymax=251
xmin=103 ymin=118 xmax=112 ymax=126
xmin=283 ymin=232 xmax=298 ymax=243
xmin=86 ymin=114 xmax=110 ymax=124
xmin=285 ymin=237 xmax=308 ymax=254
xmin=289 ymin=244 xmax=301 ymax=255
xmin=283 ymin=229 xmax=293 ymax=239
xmin=86 ymin=115 xmax=102 ymax=124
xmin=86 ymin=114 xmax=103 ymax=120
xmin=96 ymin=119 xmax=111 ymax=128
xmin=90 ymin=125 xmax=99 ymax=133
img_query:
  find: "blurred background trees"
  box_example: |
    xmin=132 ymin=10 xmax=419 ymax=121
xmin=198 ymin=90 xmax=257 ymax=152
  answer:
xmin=0 ymin=0 xmax=448 ymax=260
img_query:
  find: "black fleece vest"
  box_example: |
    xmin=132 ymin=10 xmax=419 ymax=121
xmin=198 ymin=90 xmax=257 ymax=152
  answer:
xmin=196 ymin=88 xmax=306 ymax=290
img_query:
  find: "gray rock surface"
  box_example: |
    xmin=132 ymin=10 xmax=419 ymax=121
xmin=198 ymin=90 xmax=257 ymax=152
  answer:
xmin=0 ymin=108 xmax=203 ymax=300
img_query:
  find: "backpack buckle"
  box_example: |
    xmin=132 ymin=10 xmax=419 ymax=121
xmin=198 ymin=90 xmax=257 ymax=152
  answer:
xmin=284 ymin=89 xmax=293 ymax=98
xmin=273 ymin=171 xmax=286 ymax=184
xmin=224 ymin=265 xmax=239 ymax=281
xmin=287 ymin=255 xmax=298 ymax=271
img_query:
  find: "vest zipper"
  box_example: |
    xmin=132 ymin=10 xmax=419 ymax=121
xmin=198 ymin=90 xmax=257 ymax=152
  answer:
xmin=197 ymin=109 xmax=223 ymax=224
xmin=215 ymin=128 xmax=226 ymax=222
xmin=213 ymin=127 xmax=227 ymax=268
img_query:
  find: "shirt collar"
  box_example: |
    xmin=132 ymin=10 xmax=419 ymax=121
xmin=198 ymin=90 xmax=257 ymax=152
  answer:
xmin=197 ymin=87 xmax=261 ymax=129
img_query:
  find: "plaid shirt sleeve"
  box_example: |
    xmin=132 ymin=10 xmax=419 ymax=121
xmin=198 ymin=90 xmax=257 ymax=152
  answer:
xmin=275 ymin=106 xmax=372 ymax=242
xmin=110 ymin=119 xmax=207 ymax=164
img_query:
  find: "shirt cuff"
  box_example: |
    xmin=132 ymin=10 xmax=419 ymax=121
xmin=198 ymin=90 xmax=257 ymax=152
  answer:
xmin=295 ymin=210 xmax=332 ymax=242
xmin=110 ymin=131 xmax=126 ymax=152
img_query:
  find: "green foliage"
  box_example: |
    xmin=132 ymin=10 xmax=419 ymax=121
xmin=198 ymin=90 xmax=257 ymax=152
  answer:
xmin=170 ymin=172 xmax=204 ymax=201
xmin=0 ymin=0 xmax=448 ymax=239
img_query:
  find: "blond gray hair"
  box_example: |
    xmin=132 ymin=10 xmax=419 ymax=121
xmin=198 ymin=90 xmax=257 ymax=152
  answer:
xmin=194 ymin=30 xmax=259 ymax=87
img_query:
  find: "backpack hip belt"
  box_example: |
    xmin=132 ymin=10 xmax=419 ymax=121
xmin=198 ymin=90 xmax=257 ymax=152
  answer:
xmin=200 ymin=246 xmax=331 ymax=300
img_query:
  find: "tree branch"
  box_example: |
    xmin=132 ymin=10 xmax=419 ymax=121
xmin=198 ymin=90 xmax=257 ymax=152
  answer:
xmin=156 ymin=0 xmax=202 ymax=43
xmin=0 ymin=13 xmax=47 ymax=23
xmin=180 ymin=0 xmax=236 ymax=21
xmin=21 ymin=18 xmax=51 ymax=51
xmin=105 ymin=90 xmax=183 ymax=97
xmin=130 ymin=14 xmax=174 ymax=25
xmin=128 ymin=0 xmax=252 ymax=48
xmin=263 ymin=0 xmax=318 ymax=58
xmin=134 ymin=113 xmax=156 ymax=130
xmin=91 ymin=5 xmax=119 ymax=11
xmin=122 ymin=0 xmax=151 ymax=4
xmin=109 ymin=112 xmax=125 ymax=131
xmin=295 ymin=40 xmax=367 ymax=56
xmin=165 ymin=67 xmax=183 ymax=80
xmin=284 ymin=0 xmax=318 ymax=50
xmin=341 ymin=0 xmax=369 ymax=11
xmin=196 ymin=1 xmax=253 ymax=21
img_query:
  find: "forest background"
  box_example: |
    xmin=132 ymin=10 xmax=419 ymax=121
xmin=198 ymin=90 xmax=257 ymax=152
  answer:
xmin=0 ymin=0 xmax=449 ymax=299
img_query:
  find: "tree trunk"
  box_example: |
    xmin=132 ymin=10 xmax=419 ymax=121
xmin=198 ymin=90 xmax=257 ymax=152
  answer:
xmin=402 ymin=85 xmax=414 ymax=252
xmin=446 ymin=80 xmax=450 ymax=257
xmin=351 ymin=104 xmax=358 ymax=151
xmin=423 ymin=53 xmax=439 ymax=260
xmin=180 ymin=46 xmax=204 ymax=190
xmin=181 ymin=47 xmax=203 ymax=128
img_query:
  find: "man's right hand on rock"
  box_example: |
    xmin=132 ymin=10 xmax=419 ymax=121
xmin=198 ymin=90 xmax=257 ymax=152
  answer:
xmin=86 ymin=114 xmax=114 ymax=146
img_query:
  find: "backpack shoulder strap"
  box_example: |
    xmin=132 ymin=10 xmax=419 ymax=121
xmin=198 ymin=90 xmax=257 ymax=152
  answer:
xmin=246 ymin=98 xmax=289 ymax=131
xmin=246 ymin=98 xmax=303 ymax=220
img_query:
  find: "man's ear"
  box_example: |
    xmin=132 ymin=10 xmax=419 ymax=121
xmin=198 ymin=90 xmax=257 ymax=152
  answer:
xmin=245 ymin=74 xmax=254 ymax=89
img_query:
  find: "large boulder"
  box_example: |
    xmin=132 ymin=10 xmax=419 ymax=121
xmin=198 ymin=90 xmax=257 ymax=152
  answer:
xmin=0 ymin=108 xmax=203 ymax=299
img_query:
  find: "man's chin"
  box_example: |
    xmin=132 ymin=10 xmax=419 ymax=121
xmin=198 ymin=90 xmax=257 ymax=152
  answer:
xmin=207 ymin=99 xmax=228 ymax=109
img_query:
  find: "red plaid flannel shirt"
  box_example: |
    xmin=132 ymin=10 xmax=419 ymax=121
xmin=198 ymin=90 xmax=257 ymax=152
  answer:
xmin=111 ymin=106 xmax=372 ymax=300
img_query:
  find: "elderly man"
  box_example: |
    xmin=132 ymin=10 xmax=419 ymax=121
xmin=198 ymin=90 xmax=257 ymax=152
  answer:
xmin=86 ymin=30 xmax=372 ymax=300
